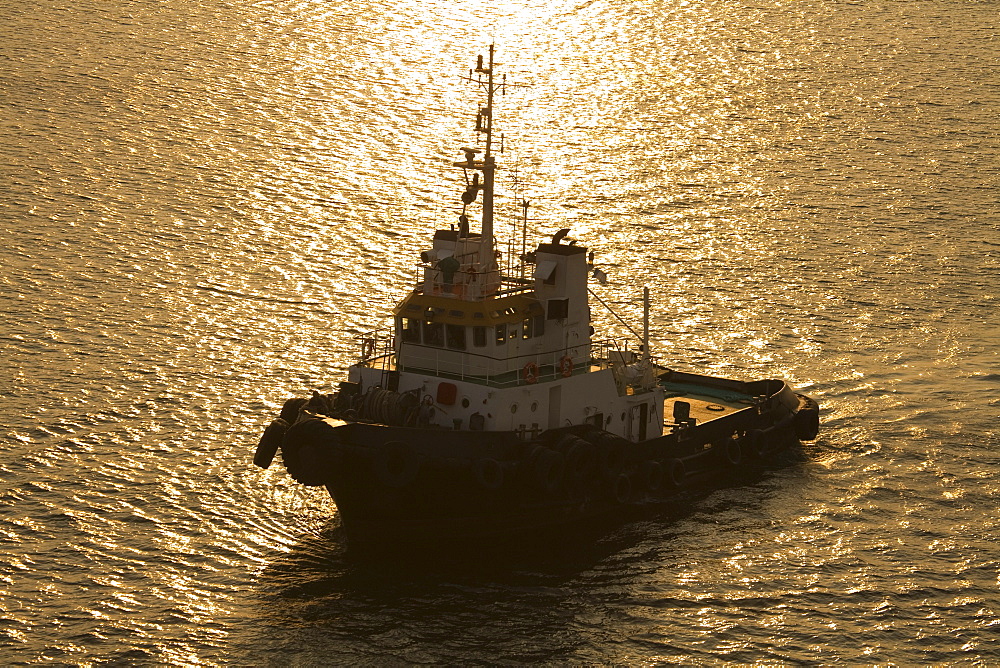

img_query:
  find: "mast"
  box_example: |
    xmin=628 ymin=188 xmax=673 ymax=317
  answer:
xmin=445 ymin=44 xmax=507 ymax=299
xmin=476 ymin=45 xmax=496 ymax=241
xmin=465 ymin=44 xmax=504 ymax=241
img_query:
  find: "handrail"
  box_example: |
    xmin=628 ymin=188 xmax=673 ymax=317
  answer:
xmin=355 ymin=326 xmax=657 ymax=391
xmin=358 ymin=328 xmax=645 ymax=366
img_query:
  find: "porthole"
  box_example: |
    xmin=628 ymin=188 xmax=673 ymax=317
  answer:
xmin=462 ymin=398 xmax=470 ymax=408
xmin=510 ymin=403 xmax=518 ymax=414
xmin=530 ymin=401 xmax=538 ymax=412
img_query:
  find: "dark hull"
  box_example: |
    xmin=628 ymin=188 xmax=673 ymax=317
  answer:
xmin=256 ymin=372 xmax=819 ymax=549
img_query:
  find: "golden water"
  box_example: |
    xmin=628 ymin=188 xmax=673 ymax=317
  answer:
xmin=1 ymin=0 xmax=998 ymax=662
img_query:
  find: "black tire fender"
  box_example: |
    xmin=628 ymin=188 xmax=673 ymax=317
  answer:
xmin=742 ymin=429 xmax=766 ymax=458
xmin=613 ymin=473 xmax=632 ymax=504
xmin=281 ymin=416 xmax=335 ymax=486
xmin=254 ymin=418 xmax=289 ymax=469
xmin=794 ymin=405 xmax=820 ymax=441
xmin=640 ymin=459 xmax=664 ymax=492
xmin=724 ymin=439 xmax=743 ymax=467
xmin=597 ymin=435 xmax=626 ymax=480
xmin=474 ymin=457 xmax=505 ymax=490
xmin=566 ymin=441 xmax=597 ymax=482
xmin=531 ymin=448 xmax=565 ymax=494
xmin=665 ymin=458 xmax=686 ymax=488
xmin=279 ymin=397 xmax=308 ymax=424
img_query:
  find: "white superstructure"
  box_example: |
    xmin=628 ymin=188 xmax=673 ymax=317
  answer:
xmin=348 ymin=45 xmax=663 ymax=442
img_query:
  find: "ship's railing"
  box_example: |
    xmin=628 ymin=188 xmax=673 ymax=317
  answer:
xmin=355 ymin=331 xmax=395 ymax=366
xmin=590 ymin=338 xmax=641 ymax=369
xmin=355 ymin=329 xmax=655 ymax=392
xmin=411 ymin=265 xmax=534 ymax=302
xmin=416 ymin=265 xmax=503 ymax=301
xmin=400 ymin=356 xmax=566 ymax=389
xmin=355 ymin=329 xmax=578 ymax=388
xmin=590 ymin=338 xmax=658 ymax=395
xmin=494 ymin=279 xmax=534 ymax=298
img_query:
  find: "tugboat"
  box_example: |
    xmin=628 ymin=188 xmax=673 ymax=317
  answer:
xmin=253 ymin=45 xmax=819 ymax=548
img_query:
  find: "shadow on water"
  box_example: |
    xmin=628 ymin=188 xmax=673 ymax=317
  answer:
xmin=233 ymin=450 xmax=810 ymax=663
xmin=241 ymin=518 xmax=676 ymax=662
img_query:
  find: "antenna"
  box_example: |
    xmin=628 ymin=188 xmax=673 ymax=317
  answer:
xmin=643 ymin=286 xmax=650 ymax=363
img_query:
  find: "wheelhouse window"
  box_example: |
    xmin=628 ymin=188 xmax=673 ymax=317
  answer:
xmin=522 ymin=318 xmax=533 ymax=339
xmin=495 ymin=324 xmax=506 ymax=345
xmin=446 ymin=324 xmax=466 ymax=350
xmin=423 ymin=321 xmax=444 ymax=347
xmin=473 ymin=326 xmax=487 ymax=347
xmin=400 ymin=317 xmax=421 ymax=343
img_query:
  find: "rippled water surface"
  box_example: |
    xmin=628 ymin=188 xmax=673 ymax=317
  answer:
xmin=2 ymin=0 xmax=998 ymax=663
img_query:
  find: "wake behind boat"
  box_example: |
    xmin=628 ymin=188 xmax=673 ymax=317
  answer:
xmin=252 ymin=45 xmax=820 ymax=548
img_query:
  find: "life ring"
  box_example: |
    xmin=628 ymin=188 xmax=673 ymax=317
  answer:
xmin=522 ymin=362 xmax=539 ymax=384
xmin=558 ymin=355 xmax=574 ymax=378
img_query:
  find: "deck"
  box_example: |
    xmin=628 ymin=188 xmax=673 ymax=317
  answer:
xmin=660 ymin=380 xmax=756 ymax=427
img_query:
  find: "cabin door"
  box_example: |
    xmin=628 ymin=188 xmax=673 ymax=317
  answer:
xmin=628 ymin=403 xmax=648 ymax=442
